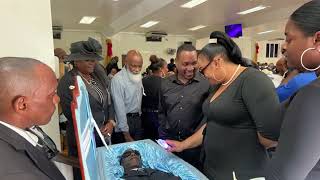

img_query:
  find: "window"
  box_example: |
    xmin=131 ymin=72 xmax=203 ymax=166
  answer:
xmin=266 ymin=43 xmax=280 ymax=58
xmin=270 ymin=44 xmax=274 ymax=58
xmin=274 ymin=44 xmax=279 ymax=57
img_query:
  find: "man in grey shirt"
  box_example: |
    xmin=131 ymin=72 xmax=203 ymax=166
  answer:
xmin=111 ymin=50 xmax=144 ymax=143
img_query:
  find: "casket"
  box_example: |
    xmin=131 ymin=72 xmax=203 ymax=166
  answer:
xmin=71 ymin=76 xmax=208 ymax=180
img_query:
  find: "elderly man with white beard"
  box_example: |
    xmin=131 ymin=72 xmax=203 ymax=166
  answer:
xmin=111 ymin=50 xmax=144 ymax=143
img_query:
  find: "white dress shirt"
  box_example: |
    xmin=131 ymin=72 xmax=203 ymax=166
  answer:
xmin=0 ymin=121 xmax=38 ymax=147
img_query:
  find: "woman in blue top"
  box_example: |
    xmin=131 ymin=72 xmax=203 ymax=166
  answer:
xmin=276 ymin=71 xmax=317 ymax=102
xmin=266 ymin=1 xmax=320 ymax=179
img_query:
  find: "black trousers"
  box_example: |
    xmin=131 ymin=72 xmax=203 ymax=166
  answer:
xmin=68 ymin=146 xmax=82 ymax=180
xmin=112 ymin=114 xmax=144 ymax=144
xmin=141 ymin=111 xmax=159 ymax=141
xmin=67 ymin=125 xmax=103 ymax=180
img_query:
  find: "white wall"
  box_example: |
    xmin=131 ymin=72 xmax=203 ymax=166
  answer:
xmin=196 ymin=37 xmax=255 ymax=60
xmin=233 ymin=37 xmax=255 ymax=60
xmin=257 ymin=40 xmax=284 ymax=64
xmin=0 ymin=0 xmax=60 ymax=149
xmin=54 ymin=30 xmax=105 ymax=55
xmin=111 ymin=32 xmax=195 ymax=70
xmin=195 ymin=37 xmax=209 ymax=50
xmin=0 ymin=1 xmax=72 ymax=179
xmin=54 ymin=31 xmax=195 ymax=71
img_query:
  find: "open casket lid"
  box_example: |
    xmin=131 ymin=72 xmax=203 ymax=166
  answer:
xmin=71 ymin=75 xmax=101 ymax=180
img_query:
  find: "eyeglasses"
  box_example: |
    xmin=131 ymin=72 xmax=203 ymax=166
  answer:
xmin=120 ymin=149 xmax=141 ymax=162
xmin=199 ymin=61 xmax=212 ymax=75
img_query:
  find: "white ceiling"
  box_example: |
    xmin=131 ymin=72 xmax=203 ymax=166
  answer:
xmin=51 ymin=0 xmax=310 ymax=41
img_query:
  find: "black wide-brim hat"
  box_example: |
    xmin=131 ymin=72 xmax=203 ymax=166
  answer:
xmin=65 ymin=37 xmax=103 ymax=62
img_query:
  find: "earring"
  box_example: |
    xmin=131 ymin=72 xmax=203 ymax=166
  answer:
xmin=212 ymin=67 xmax=226 ymax=82
xmin=300 ymin=47 xmax=320 ymax=71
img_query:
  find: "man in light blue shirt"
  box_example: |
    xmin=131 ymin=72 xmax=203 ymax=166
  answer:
xmin=111 ymin=50 xmax=144 ymax=143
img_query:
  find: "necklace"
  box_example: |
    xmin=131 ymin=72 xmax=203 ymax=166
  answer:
xmin=79 ymin=73 xmax=92 ymax=84
xmin=222 ymin=64 xmax=241 ymax=86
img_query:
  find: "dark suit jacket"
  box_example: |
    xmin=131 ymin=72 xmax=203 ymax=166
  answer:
xmin=122 ymin=168 xmax=181 ymax=180
xmin=58 ymin=66 xmax=115 ymax=151
xmin=0 ymin=123 xmax=65 ymax=180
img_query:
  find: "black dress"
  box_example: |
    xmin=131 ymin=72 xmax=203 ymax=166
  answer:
xmin=141 ymin=75 xmax=162 ymax=140
xmin=142 ymin=75 xmax=162 ymax=111
xmin=202 ymin=68 xmax=281 ymax=180
xmin=266 ymin=78 xmax=320 ymax=180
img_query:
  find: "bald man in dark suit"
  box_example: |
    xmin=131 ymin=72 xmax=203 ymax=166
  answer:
xmin=0 ymin=57 xmax=65 ymax=180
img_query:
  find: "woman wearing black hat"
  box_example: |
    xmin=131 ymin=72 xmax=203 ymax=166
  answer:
xmin=166 ymin=31 xmax=282 ymax=180
xmin=57 ymin=38 xmax=115 ymax=179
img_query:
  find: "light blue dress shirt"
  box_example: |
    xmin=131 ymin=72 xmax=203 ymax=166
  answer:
xmin=111 ymin=68 xmax=143 ymax=132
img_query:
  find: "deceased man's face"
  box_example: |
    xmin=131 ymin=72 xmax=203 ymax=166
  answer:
xmin=120 ymin=149 xmax=142 ymax=171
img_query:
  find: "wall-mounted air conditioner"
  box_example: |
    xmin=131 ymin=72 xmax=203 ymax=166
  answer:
xmin=145 ymin=31 xmax=168 ymax=42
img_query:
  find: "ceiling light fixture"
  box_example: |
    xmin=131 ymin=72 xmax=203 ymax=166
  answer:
xmin=181 ymin=0 xmax=208 ymax=8
xmin=79 ymin=16 xmax=97 ymax=24
xmin=237 ymin=5 xmax=269 ymax=15
xmin=188 ymin=25 xmax=206 ymax=31
xmin=257 ymin=30 xmax=275 ymax=35
xmin=140 ymin=21 xmax=159 ymax=28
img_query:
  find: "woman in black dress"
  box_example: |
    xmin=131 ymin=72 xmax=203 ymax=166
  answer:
xmin=167 ymin=31 xmax=281 ymax=180
xmin=266 ymin=1 xmax=320 ymax=180
xmin=142 ymin=58 xmax=168 ymax=140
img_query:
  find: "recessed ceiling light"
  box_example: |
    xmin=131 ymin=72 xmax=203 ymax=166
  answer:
xmin=79 ymin=16 xmax=97 ymax=24
xmin=140 ymin=21 xmax=159 ymax=28
xmin=257 ymin=30 xmax=275 ymax=35
xmin=181 ymin=0 xmax=207 ymax=8
xmin=237 ymin=5 xmax=269 ymax=15
xmin=113 ymin=0 xmax=119 ymax=1
xmin=188 ymin=25 xmax=206 ymax=31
